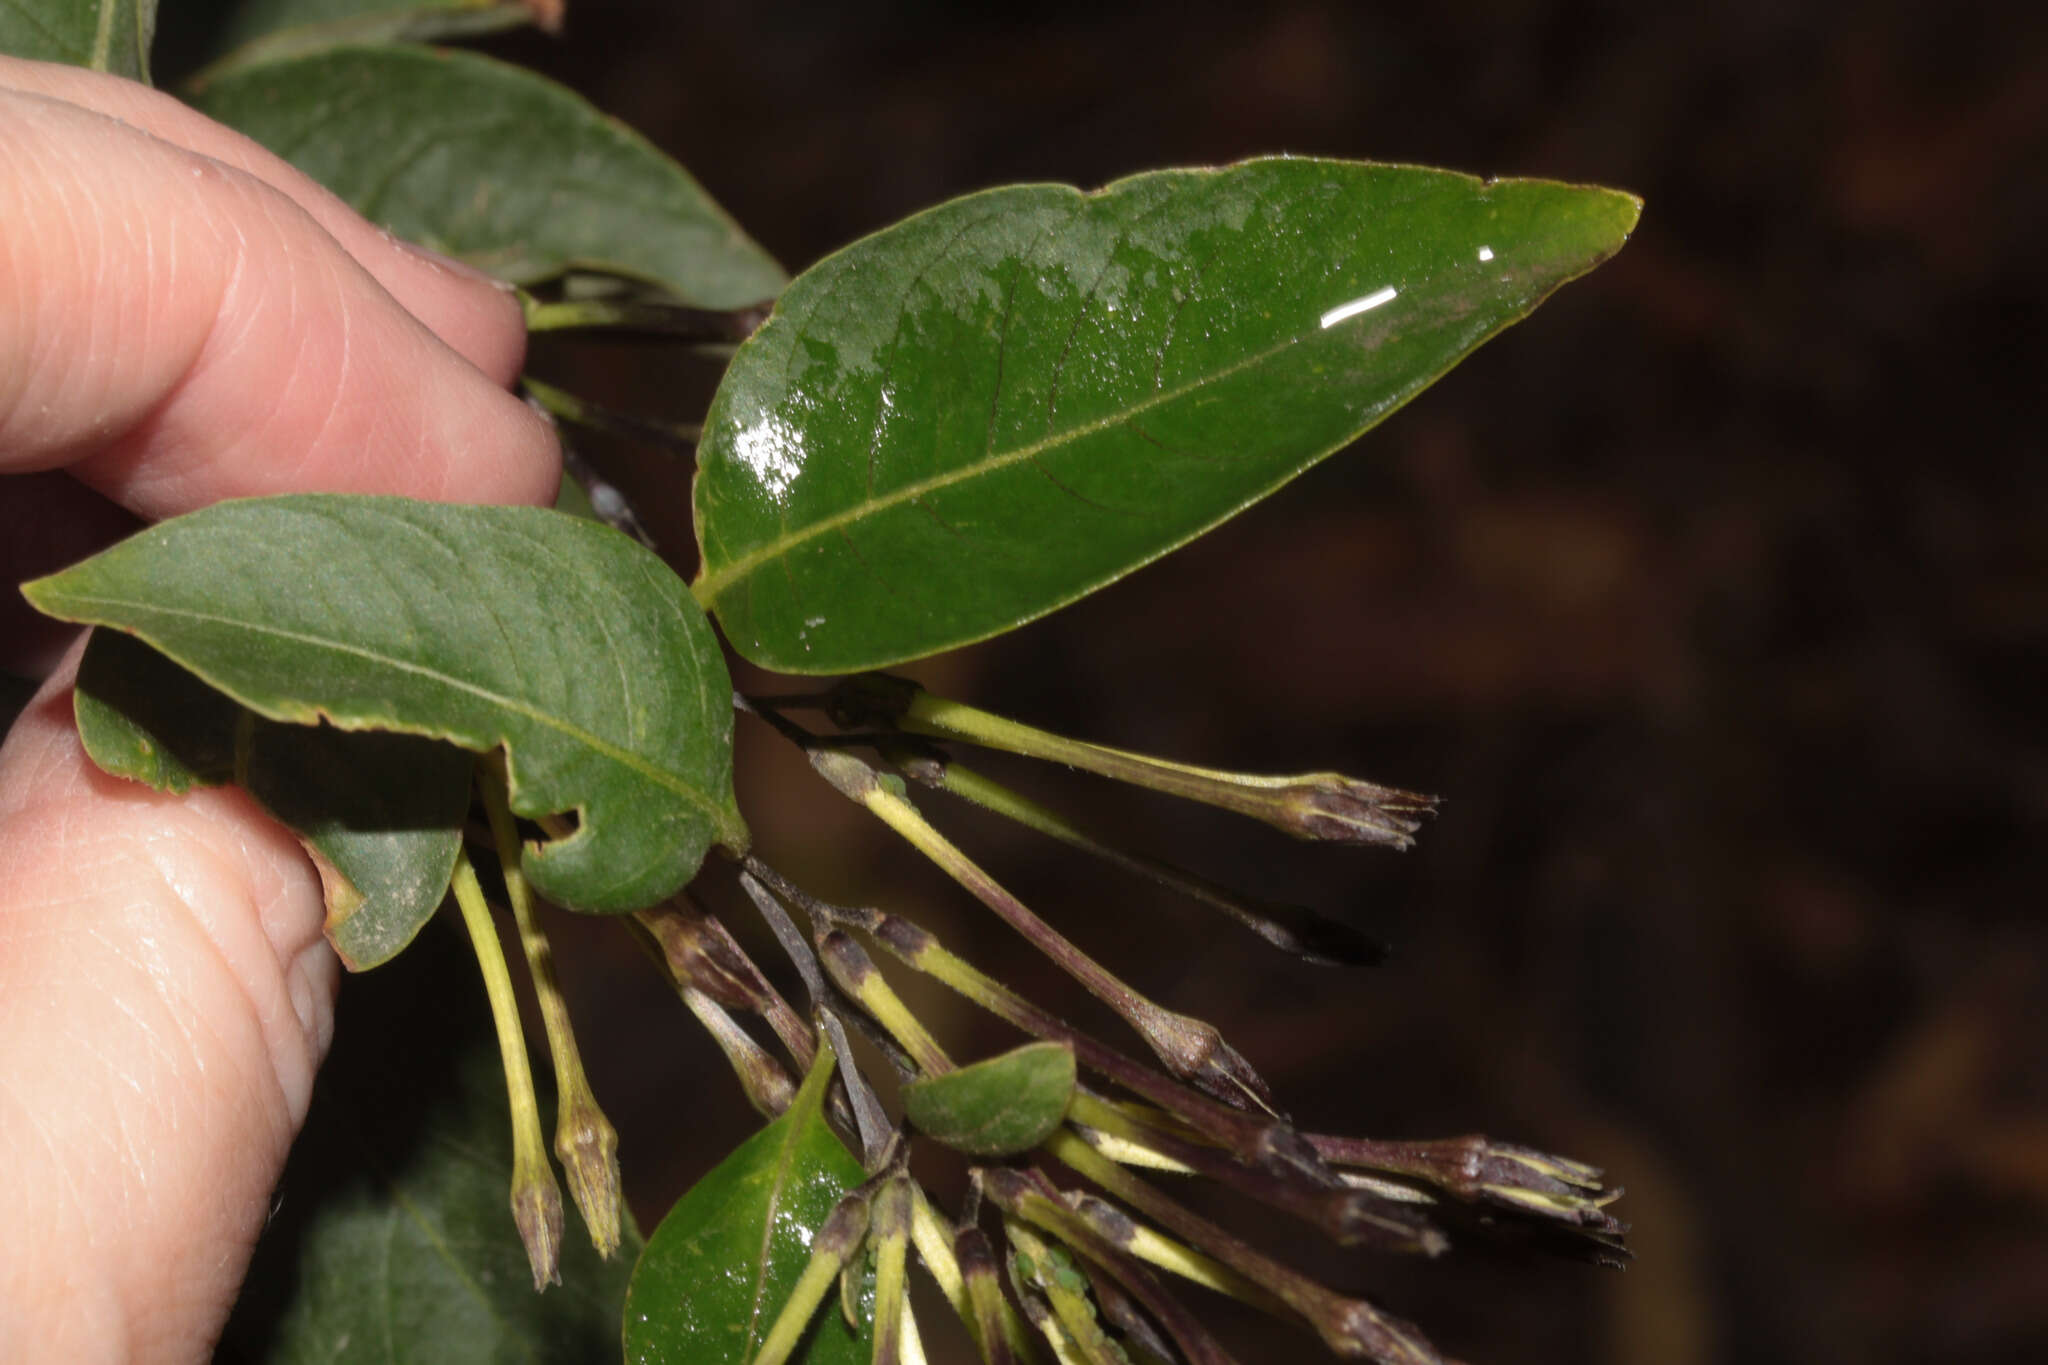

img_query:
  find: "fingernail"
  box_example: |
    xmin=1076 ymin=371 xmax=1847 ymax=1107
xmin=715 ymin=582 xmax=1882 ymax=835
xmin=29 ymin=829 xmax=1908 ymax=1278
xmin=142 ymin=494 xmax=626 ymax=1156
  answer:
xmin=386 ymin=231 xmax=515 ymax=293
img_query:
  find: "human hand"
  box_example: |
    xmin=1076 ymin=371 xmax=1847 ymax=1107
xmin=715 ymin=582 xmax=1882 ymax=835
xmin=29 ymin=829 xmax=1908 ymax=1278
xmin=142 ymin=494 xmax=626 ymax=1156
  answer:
xmin=0 ymin=56 xmax=559 ymax=1363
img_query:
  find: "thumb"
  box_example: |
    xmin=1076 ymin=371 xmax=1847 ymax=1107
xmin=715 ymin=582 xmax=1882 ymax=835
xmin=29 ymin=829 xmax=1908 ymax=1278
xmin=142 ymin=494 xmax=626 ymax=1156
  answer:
xmin=0 ymin=643 xmax=336 ymax=1363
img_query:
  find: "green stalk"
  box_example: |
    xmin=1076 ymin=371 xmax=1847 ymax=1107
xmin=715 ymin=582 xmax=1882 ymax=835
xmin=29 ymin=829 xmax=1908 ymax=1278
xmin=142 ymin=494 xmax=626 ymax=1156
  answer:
xmin=519 ymin=291 xmax=767 ymax=343
xmin=635 ymin=900 xmax=815 ymax=1071
xmin=480 ymin=763 xmax=621 ymax=1257
xmin=858 ymin=909 xmax=1329 ymax=1183
xmin=623 ymin=910 xmax=800 ymax=1117
xmin=1066 ymin=1093 xmax=1448 ymax=1255
xmin=831 ymin=674 xmax=1436 ymax=849
xmin=905 ymin=1186 xmax=1002 ymax=1360
xmin=751 ymin=1187 xmax=873 ymax=1365
xmin=1042 ymin=1132 xmax=1439 ymax=1362
xmin=993 ymin=1182 xmax=1239 ymax=1365
xmin=1306 ymin=1132 xmax=1625 ymax=1230
xmin=738 ymin=869 xmax=894 ymax=1166
xmin=450 ymin=851 xmax=563 ymax=1289
xmin=870 ymin=1176 xmax=914 ymax=1365
xmin=1004 ymin=1231 xmax=1091 ymax=1365
xmin=809 ymin=749 xmax=1272 ymax=1110
xmin=1004 ymin=1221 xmax=1129 ymax=1365
xmin=956 ymin=1222 xmax=1038 ymax=1365
xmin=817 ymin=929 xmax=953 ymax=1077
xmin=893 ymin=747 xmax=1384 ymax=966
xmin=522 ymin=374 xmax=703 ymax=450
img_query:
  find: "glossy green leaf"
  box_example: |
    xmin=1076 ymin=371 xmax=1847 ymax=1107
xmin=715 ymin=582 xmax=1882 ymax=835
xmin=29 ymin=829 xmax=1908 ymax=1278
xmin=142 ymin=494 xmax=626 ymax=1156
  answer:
xmin=193 ymin=0 xmax=542 ymax=83
xmin=187 ymin=44 xmax=786 ymax=306
xmin=624 ymin=1050 xmax=872 ymax=1364
xmin=901 ymin=1041 xmax=1076 ymax=1157
xmin=0 ymin=0 xmax=154 ymax=79
xmin=73 ymin=628 xmax=469 ymax=968
xmin=24 ymin=495 xmax=746 ymax=913
xmin=219 ymin=921 xmax=639 ymax=1365
xmin=693 ymin=158 xmax=1640 ymax=672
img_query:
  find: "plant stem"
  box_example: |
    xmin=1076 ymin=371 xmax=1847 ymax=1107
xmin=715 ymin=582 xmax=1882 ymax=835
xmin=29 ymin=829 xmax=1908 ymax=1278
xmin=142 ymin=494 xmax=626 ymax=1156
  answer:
xmin=625 ymin=911 xmax=798 ymax=1116
xmin=1003 ymin=1219 xmax=1137 ymax=1365
xmin=991 ymin=1171 xmax=1239 ymax=1365
xmin=523 ymin=375 xmax=703 ymax=452
xmin=1042 ymin=1133 xmax=1440 ymax=1362
xmin=808 ymin=749 xmax=1274 ymax=1111
xmin=870 ymin=1175 xmax=914 ymax=1365
xmin=817 ymin=928 xmax=953 ymax=1077
xmin=1307 ymin=1133 xmax=1616 ymax=1212
xmin=855 ymin=908 xmax=1330 ymax=1183
xmin=1067 ymin=1093 xmax=1447 ymax=1255
xmin=751 ymin=1186 xmax=873 ymax=1365
xmin=955 ymin=1221 xmax=1038 ymax=1365
xmin=480 ymin=761 xmax=622 ymax=1258
xmin=903 ymin=1185 xmax=980 ymax=1352
xmin=740 ymin=868 xmax=894 ymax=1166
xmin=449 ymin=850 xmax=562 ymax=1289
xmin=634 ymin=899 xmax=814 ymax=1070
xmin=832 ymin=675 xmax=1436 ymax=849
xmin=519 ymin=291 xmax=768 ymax=343
xmin=891 ymin=747 xmax=1386 ymax=965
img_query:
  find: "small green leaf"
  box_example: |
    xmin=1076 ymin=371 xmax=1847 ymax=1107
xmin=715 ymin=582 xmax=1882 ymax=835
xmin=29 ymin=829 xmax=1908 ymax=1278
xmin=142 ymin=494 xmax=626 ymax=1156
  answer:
xmin=74 ymin=628 xmax=468 ymax=969
xmin=192 ymin=0 xmax=544 ymax=83
xmin=187 ymin=44 xmax=786 ymax=307
xmin=693 ymin=158 xmax=1639 ymax=672
xmin=552 ymin=468 xmax=600 ymax=522
xmin=25 ymin=496 xmax=745 ymax=913
xmin=219 ymin=920 xmax=639 ymax=1365
xmin=901 ymin=1041 xmax=1076 ymax=1157
xmin=624 ymin=1050 xmax=872 ymax=1364
xmin=0 ymin=0 xmax=154 ymax=79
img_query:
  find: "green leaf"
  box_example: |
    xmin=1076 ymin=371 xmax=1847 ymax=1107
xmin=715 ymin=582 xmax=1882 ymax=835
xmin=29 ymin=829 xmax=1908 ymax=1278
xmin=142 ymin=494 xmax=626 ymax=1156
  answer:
xmin=624 ymin=1049 xmax=872 ymax=1365
xmin=0 ymin=0 xmax=154 ymax=79
xmin=186 ymin=44 xmax=787 ymax=306
xmin=193 ymin=0 xmax=544 ymax=83
xmin=692 ymin=158 xmax=1640 ymax=672
xmin=24 ymin=495 xmax=746 ymax=913
xmin=901 ymin=1042 xmax=1075 ymax=1157
xmin=219 ymin=919 xmax=639 ymax=1365
xmin=552 ymin=467 xmax=600 ymax=522
xmin=73 ymin=628 xmax=470 ymax=968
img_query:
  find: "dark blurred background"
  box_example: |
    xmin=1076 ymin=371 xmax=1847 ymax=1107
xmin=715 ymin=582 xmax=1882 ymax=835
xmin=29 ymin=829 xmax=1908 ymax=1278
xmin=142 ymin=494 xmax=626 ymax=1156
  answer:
xmin=196 ymin=3 xmax=2048 ymax=1361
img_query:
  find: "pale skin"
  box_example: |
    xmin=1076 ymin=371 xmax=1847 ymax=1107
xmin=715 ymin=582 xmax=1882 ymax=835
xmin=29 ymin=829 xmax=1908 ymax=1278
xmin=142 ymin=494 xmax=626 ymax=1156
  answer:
xmin=0 ymin=56 xmax=561 ymax=1362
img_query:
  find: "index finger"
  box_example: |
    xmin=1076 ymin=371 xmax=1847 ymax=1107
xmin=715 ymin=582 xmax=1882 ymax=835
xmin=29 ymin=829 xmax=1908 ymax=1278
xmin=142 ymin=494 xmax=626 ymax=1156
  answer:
xmin=0 ymin=86 xmax=559 ymax=518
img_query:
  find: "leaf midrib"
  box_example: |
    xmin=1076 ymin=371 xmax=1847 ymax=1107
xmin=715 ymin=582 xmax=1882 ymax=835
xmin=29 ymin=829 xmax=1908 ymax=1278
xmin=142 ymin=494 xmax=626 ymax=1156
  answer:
xmin=692 ymin=319 xmax=1318 ymax=605
xmin=36 ymin=590 xmax=726 ymax=824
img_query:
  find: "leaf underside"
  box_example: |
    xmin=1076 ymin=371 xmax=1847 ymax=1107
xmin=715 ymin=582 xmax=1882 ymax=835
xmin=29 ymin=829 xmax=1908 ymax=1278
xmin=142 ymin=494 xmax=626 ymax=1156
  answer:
xmin=693 ymin=157 xmax=1640 ymax=673
xmin=25 ymin=496 xmax=744 ymax=914
xmin=191 ymin=0 xmax=540 ymax=82
xmin=187 ymin=43 xmax=787 ymax=306
xmin=0 ymin=0 xmax=154 ymax=80
xmin=73 ymin=629 xmax=470 ymax=969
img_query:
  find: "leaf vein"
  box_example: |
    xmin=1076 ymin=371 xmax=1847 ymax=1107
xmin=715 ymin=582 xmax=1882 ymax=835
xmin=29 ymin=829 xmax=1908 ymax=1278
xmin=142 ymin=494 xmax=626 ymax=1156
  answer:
xmin=39 ymin=593 xmax=725 ymax=824
xmin=698 ymin=325 xmax=1309 ymax=602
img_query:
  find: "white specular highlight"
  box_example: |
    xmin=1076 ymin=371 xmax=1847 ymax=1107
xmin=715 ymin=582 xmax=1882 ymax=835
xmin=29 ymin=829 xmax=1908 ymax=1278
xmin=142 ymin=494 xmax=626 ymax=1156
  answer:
xmin=1319 ymin=286 xmax=1399 ymax=329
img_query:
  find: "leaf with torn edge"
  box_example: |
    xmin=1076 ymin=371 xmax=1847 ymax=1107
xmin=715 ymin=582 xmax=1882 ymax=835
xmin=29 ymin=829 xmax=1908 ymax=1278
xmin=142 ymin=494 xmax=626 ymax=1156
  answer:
xmin=73 ymin=628 xmax=469 ymax=969
xmin=26 ymin=495 xmax=745 ymax=915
